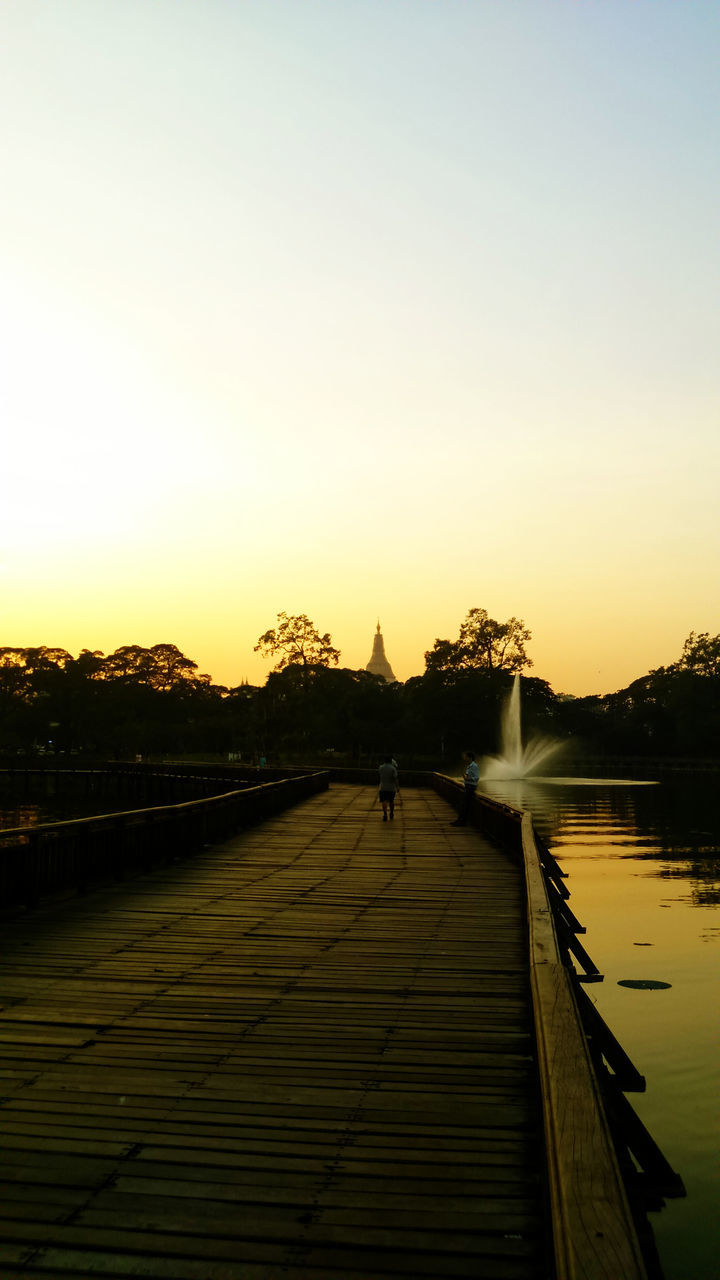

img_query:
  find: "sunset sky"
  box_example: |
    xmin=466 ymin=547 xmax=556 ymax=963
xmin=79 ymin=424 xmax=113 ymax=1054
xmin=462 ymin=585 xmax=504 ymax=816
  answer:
xmin=2 ymin=1 xmax=718 ymax=696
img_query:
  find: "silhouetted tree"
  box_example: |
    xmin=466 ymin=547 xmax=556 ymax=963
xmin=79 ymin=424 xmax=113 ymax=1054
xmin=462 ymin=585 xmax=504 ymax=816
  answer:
xmin=425 ymin=609 xmax=532 ymax=675
xmin=100 ymin=644 xmax=211 ymax=692
xmin=254 ymin=613 xmax=340 ymax=682
xmin=675 ymin=631 xmax=720 ymax=678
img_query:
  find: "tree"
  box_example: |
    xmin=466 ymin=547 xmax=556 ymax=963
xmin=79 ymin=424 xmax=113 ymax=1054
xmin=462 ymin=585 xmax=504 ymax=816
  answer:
xmin=676 ymin=631 xmax=720 ymax=678
xmin=0 ymin=647 xmax=73 ymax=696
xmin=254 ymin=613 xmax=340 ymax=673
xmin=425 ymin=608 xmax=532 ymax=676
xmin=0 ymin=648 xmax=75 ymax=752
xmin=99 ymin=644 xmax=211 ymax=693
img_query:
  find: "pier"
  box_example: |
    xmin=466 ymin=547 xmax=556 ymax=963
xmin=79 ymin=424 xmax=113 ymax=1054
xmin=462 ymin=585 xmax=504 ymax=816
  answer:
xmin=0 ymin=774 xmax=663 ymax=1278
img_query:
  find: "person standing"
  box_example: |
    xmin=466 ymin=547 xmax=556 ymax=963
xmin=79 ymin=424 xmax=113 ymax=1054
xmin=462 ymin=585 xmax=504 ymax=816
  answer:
xmin=378 ymin=756 xmax=400 ymax=821
xmin=451 ymin=752 xmax=480 ymax=826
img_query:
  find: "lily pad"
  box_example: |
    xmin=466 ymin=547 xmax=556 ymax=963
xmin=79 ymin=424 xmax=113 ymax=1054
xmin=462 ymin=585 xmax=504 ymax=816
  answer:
xmin=618 ymin=979 xmax=672 ymax=990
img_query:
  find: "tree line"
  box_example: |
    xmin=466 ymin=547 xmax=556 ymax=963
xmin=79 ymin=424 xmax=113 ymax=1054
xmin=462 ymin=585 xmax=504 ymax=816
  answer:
xmin=1 ymin=616 xmax=718 ymax=764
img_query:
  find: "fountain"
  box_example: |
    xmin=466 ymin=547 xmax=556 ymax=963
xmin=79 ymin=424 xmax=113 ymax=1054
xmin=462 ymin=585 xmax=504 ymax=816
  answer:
xmin=482 ymin=675 xmax=562 ymax=780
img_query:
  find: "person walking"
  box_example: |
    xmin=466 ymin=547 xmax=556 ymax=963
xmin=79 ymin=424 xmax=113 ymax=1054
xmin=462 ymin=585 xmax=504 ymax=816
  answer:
xmin=451 ymin=751 xmax=480 ymax=826
xmin=378 ymin=756 xmax=400 ymax=821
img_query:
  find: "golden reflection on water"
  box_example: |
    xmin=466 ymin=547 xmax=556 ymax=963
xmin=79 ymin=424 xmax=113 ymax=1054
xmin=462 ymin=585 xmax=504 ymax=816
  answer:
xmin=0 ymin=803 xmax=42 ymax=830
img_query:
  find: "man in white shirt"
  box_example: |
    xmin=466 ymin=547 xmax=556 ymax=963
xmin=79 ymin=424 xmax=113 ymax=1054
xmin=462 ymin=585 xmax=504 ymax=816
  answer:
xmin=451 ymin=752 xmax=480 ymax=826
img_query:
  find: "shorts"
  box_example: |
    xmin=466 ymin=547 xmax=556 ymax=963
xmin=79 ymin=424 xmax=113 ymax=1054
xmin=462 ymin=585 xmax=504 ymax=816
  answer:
xmin=379 ymin=790 xmax=395 ymax=802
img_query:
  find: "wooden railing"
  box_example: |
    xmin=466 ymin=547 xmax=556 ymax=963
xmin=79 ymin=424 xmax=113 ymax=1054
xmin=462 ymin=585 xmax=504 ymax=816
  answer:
xmin=520 ymin=811 xmax=650 ymax=1280
xmin=0 ymin=771 xmax=329 ymax=910
xmin=432 ymin=773 xmax=684 ymax=1280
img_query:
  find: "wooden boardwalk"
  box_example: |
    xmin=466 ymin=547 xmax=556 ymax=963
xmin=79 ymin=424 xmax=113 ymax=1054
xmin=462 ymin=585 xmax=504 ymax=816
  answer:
xmin=0 ymin=784 xmax=550 ymax=1280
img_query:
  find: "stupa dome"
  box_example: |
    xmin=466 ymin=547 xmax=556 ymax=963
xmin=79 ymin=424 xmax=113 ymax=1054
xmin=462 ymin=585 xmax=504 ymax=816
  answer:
xmin=366 ymin=621 xmax=397 ymax=682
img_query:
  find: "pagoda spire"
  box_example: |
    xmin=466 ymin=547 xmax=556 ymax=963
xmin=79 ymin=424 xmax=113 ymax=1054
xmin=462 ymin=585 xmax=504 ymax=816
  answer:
xmin=365 ymin=620 xmax=397 ymax=682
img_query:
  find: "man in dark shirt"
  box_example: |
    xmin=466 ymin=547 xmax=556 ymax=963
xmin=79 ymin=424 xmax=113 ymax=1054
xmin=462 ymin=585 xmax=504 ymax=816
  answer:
xmin=378 ymin=756 xmax=399 ymax=821
xmin=451 ymin=751 xmax=480 ymax=826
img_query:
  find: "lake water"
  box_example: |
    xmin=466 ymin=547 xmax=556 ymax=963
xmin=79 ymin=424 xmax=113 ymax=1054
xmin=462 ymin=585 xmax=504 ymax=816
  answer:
xmin=481 ymin=773 xmax=720 ymax=1280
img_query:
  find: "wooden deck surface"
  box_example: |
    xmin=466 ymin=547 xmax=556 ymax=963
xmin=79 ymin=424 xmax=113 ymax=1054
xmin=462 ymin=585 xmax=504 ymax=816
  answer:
xmin=0 ymin=784 xmax=550 ymax=1280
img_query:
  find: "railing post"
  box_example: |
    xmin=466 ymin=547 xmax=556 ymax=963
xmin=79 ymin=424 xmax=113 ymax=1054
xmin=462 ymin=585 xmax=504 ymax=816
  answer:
xmin=23 ymin=831 xmax=40 ymax=909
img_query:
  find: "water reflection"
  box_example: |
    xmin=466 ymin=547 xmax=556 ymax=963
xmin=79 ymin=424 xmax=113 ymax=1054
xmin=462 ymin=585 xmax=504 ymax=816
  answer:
xmin=0 ymin=803 xmax=44 ymax=830
xmin=0 ymin=799 xmax=98 ymax=831
xmin=481 ymin=775 xmax=720 ymax=887
xmin=481 ymin=773 xmax=720 ymax=1280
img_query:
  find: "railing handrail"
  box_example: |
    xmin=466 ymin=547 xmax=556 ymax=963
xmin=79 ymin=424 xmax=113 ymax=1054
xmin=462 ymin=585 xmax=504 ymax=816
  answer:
xmin=0 ymin=771 xmax=330 ymax=909
xmin=520 ymin=811 xmax=648 ymax=1280
xmin=0 ymin=774 xmax=327 ymax=842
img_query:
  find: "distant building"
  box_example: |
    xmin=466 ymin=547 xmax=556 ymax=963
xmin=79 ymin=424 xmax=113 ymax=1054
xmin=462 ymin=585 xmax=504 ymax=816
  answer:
xmin=366 ymin=621 xmax=397 ymax=682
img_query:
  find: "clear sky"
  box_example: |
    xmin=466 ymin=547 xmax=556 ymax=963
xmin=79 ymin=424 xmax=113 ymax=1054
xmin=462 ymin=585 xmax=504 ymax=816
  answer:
xmin=2 ymin=1 xmax=718 ymax=695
